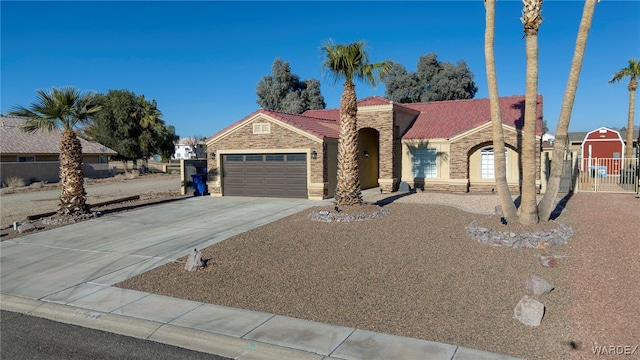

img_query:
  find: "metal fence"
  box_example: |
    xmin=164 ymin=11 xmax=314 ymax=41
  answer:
xmin=577 ymin=157 xmax=638 ymax=193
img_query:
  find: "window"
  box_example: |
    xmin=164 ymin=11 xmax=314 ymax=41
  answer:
xmin=287 ymin=154 xmax=306 ymax=161
xmin=17 ymin=156 xmax=35 ymax=163
xmin=412 ymin=149 xmax=437 ymax=179
xmin=266 ymin=154 xmax=284 ymax=161
xmin=252 ymin=123 xmax=271 ymax=134
xmin=226 ymin=155 xmax=243 ymax=161
xmin=480 ymin=148 xmax=508 ymax=179
xmin=99 ymin=155 xmax=108 ymax=164
xmin=245 ymin=155 xmax=263 ymax=161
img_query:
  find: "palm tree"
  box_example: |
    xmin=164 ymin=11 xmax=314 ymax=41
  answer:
xmin=538 ymin=0 xmax=597 ymax=221
xmin=8 ymin=87 xmax=101 ymax=216
xmin=132 ymin=96 xmax=164 ymax=166
xmin=321 ymin=40 xmax=392 ymax=206
xmin=485 ymin=0 xmax=518 ymax=220
xmin=609 ymin=59 xmax=640 ymax=159
xmin=519 ymin=0 xmax=544 ymax=225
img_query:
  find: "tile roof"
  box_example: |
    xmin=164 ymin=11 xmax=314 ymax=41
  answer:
xmin=208 ymin=109 xmax=340 ymax=142
xmin=0 ymin=116 xmax=117 ymax=155
xmin=402 ymin=95 xmax=543 ymax=139
xmin=356 ymin=96 xmax=392 ymax=107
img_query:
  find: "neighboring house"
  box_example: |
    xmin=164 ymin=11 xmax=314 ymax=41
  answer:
xmin=173 ymin=138 xmax=206 ymax=159
xmin=204 ymin=95 xmax=543 ymax=200
xmin=0 ymin=116 xmax=117 ymax=185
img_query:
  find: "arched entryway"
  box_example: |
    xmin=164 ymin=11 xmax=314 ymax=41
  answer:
xmin=358 ymin=128 xmax=380 ymax=189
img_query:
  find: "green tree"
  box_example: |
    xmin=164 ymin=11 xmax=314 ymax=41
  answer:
xmin=383 ymin=53 xmax=478 ymax=103
xmin=256 ymin=58 xmax=326 ymax=114
xmin=8 ymin=87 xmax=101 ymax=216
xmin=609 ymin=59 xmax=640 ymax=159
xmin=538 ymin=0 xmax=597 ymax=221
xmin=321 ymin=40 xmax=392 ymax=207
xmin=485 ymin=0 xmax=518 ymax=220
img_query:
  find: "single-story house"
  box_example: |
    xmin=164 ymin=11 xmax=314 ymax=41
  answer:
xmin=0 ymin=116 xmax=117 ymax=186
xmin=174 ymin=137 xmax=206 ymax=159
xmin=205 ymin=95 xmax=543 ymax=199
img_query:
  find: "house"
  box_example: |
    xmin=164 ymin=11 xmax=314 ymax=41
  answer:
xmin=204 ymin=95 xmax=543 ymax=199
xmin=173 ymin=138 xmax=206 ymax=159
xmin=0 ymin=116 xmax=117 ymax=186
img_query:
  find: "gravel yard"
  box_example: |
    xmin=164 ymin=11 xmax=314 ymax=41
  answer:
xmin=3 ymin=178 xmax=638 ymax=360
xmin=117 ymin=192 xmax=640 ymax=360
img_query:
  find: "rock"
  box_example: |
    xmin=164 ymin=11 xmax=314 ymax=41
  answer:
xmin=525 ymin=274 xmax=554 ymax=295
xmin=494 ymin=205 xmax=503 ymax=215
xmin=185 ymin=248 xmax=204 ymax=271
xmin=514 ymin=295 xmax=545 ymax=326
xmin=17 ymin=223 xmax=37 ymax=233
xmin=538 ymin=253 xmax=557 ymax=268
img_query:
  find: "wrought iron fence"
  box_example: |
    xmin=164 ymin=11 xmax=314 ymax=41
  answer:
xmin=577 ymin=157 xmax=638 ymax=193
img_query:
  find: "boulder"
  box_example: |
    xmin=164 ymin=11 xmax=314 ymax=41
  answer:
xmin=185 ymin=248 xmax=204 ymax=271
xmin=514 ymin=295 xmax=545 ymax=326
xmin=525 ymin=274 xmax=554 ymax=295
xmin=17 ymin=223 xmax=37 ymax=234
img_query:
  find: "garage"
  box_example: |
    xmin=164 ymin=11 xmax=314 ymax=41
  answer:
xmin=222 ymin=153 xmax=308 ymax=198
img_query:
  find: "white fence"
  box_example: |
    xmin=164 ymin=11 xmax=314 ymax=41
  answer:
xmin=577 ymin=157 xmax=638 ymax=193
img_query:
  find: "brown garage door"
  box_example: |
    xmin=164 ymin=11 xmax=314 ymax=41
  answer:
xmin=222 ymin=153 xmax=308 ymax=198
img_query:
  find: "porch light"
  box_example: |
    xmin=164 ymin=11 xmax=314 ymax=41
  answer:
xmin=311 ymin=151 xmax=317 ymax=160
xmin=209 ymin=152 xmax=216 ymax=159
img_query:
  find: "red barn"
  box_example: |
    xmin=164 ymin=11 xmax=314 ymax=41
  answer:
xmin=581 ymin=127 xmax=625 ymax=176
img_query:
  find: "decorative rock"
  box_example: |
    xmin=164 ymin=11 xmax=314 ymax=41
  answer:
xmin=466 ymin=221 xmax=573 ymax=249
xmin=525 ymin=274 xmax=554 ymax=295
xmin=17 ymin=223 xmax=37 ymax=233
xmin=185 ymin=248 xmax=204 ymax=271
xmin=538 ymin=253 xmax=557 ymax=268
xmin=514 ymin=295 xmax=545 ymax=326
xmin=309 ymin=206 xmax=390 ymax=222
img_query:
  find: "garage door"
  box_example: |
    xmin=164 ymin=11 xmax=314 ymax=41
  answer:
xmin=222 ymin=153 xmax=308 ymax=198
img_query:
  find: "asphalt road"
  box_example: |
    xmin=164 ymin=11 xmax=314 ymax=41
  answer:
xmin=1 ymin=310 xmax=232 ymax=360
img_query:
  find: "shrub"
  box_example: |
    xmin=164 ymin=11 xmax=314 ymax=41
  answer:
xmin=4 ymin=176 xmax=26 ymax=188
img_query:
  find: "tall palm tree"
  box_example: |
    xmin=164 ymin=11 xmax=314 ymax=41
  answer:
xmin=485 ymin=0 xmax=518 ymax=220
xmin=519 ymin=0 xmax=544 ymax=225
xmin=538 ymin=0 xmax=597 ymax=221
xmin=8 ymin=87 xmax=101 ymax=216
xmin=132 ymin=95 xmax=164 ymax=166
xmin=321 ymin=40 xmax=392 ymax=206
xmin=609 ymin=59 xmax=640 ymax=160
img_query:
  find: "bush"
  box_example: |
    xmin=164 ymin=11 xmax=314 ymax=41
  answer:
xmin=4 ymin=176 xmax=26 ymax=188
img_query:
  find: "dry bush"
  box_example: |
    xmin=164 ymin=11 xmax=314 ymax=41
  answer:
xmin=4 ymin=176 xmax=26 ymax=188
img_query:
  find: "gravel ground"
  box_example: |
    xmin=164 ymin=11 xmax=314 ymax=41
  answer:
xmin=114 ymin=191 xmax=640 ymax=360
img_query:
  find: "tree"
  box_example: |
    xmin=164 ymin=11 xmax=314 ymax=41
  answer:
xmin=518 ymin=0 xmax=544 ymax=226
xmin=8 ymin=87 xmax=101 ymax=216
xmin=538 ymin=0 xmax=598 ymax=221
xmin=609 ymin=59 xmax=640 ymax=159
xmin=485 ymin=0 xmax=518 ymax=220
xmin=383 ymin=54 xmax=478 ymax=103
xmin=321 ymin=40 xmax=392 ymax=207
xmin=88 ymin=90 xmax=176 ymax=168
xmin=256 ymin=58 xmax=326 ymax=114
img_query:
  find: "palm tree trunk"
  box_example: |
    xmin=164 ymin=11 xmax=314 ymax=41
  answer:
xmin=485 ymin=0 xmax=518 ymax=220
xmin=538 ymin=0 xmax=597 ymax=221
xmin=625 ymin=78 xmax=637 ymax=159
xmin=519 ymin=21 xmax=540 ymax=226
xmin=59 ymin=129 xmax=89 ymax=215
xmin=334 ymin=82 xmax=363 ymax=206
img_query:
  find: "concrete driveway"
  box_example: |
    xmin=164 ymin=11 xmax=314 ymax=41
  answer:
xmin=1 ymin=196 xmax=329 ymax=300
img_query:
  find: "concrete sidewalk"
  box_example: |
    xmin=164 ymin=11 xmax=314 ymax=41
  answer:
xmin=1 ymin=195 xmax=520 ymax=360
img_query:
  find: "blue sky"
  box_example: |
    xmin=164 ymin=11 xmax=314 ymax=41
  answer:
xmin=2 ymin=1 xmax=639 ymax=140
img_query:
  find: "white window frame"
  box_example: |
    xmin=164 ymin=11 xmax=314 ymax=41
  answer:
xmin=252 ymin=123 xmax=271 ymax=134
xmin=480 ymin=147 xmax=508 ymax=179
xmin=412 ymin=148 xmax=437 ymax=179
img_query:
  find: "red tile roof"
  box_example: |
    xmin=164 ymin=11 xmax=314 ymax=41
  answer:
xmin=207 ymin=109 xmax=340 ymax=142
xmin=401 ymin=95 xmax=543 ymax=139
xmin=208 ymin=95 xmax=543 ymax=142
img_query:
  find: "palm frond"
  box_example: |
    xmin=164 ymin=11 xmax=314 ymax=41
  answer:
xmin=609 ymin=59 xmax=640 ymax=84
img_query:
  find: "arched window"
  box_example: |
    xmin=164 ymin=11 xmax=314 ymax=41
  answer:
xmin=480 ymin=147 xmax=507 ymax=179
